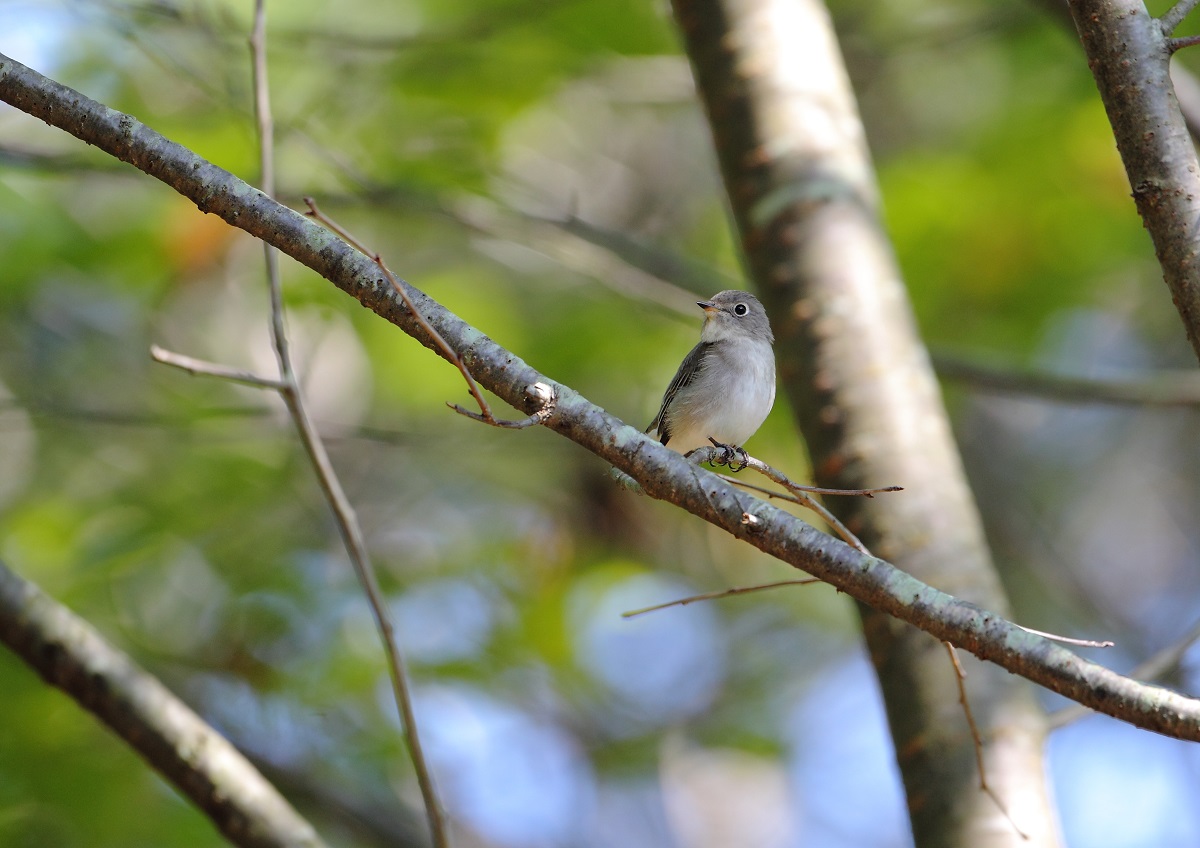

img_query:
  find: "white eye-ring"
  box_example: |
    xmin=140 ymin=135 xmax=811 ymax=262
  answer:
xmin=734 ymin=303 xmax=749 ymax=316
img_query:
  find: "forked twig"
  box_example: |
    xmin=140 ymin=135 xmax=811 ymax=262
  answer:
xmin=691 ymin=441 xmax=901 ymax=498
xmin=302 ymin=198 xmax=555 ymax=430
xmin=621 ymin=578 xmax=822 ymax=619
xmin=679 ymin=443 xmax=900 ymax=554
xmin=615 ymin=444 xmax=892 ymax=551
xmin=149 ymin=6 xmax=455 ymax=845
xmin=711 ymin=471 xmax=868 ymax=552
xmin=247 ymin=9 xmax=450 ymax=847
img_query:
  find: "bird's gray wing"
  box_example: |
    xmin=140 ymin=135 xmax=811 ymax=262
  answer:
xmin=646 ymin=341 xmax=714 ymax=445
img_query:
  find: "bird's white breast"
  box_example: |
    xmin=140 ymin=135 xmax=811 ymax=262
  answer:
xmin=665 ymin=336 xmax=776 ymax=454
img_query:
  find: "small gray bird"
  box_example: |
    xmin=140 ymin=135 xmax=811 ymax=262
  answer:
xmin=646 ymin=290 xmax=776 ymax=457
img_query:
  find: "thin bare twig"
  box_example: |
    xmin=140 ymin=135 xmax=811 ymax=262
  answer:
xmin=248 ymin=6 xmax=449 ymax=846
xmin=299 ymin=198 xmax=490 ymax=414
xmin=710 ymin=470 xmax=868 ymax=553
xmin=450 ymin=389 xmax=558 ymax=429
xmin=611 ymin=440 xmax=882 ymax=553
xmin=735 ymin=459 xmax=900 ymax=498
xmin=624 ymin=563 xmax=1036 ymax=844
xmin=944 ymin=642 xmax=1030 ymax=841
xmin=1170 ymin=34 xmax=1200 ymax=53
xmin=682 ymin=443 xmax=900 ymax=554
xmin=302 ymin=197 xmax=554 ymax=431
xmin=150 ymin=344 xmax=288 ymax=390
xmin=373 ymin=263 xmax=494 ymax=423
xmin=621 ymin=578 xmax=822 ymax=618
xmin=1014 ymin=624 xmax=1113 ymax=649
xmin=692 ymin=442 xmax=901 ymax=497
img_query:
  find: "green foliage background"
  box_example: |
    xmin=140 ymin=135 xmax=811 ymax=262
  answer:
xmin=3 ymin=1 xmax=1200 ymax=846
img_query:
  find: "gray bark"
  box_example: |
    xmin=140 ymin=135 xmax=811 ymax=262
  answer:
xmin=1070 ymin=0 xmax=1200 ymax=362
xmin=0 ymin=558 xmax=327 ymax=848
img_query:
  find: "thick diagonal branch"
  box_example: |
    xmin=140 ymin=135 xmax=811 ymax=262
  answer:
xmin=2 ymin=52 xmax=1200 ymax=742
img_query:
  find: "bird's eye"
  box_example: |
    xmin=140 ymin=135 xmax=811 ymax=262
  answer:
xmin=734 ymin=303 xmax=749 ymax=316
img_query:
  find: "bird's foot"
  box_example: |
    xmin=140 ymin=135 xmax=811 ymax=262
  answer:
xmin=707 ymin=438 xmax=749 ymax=471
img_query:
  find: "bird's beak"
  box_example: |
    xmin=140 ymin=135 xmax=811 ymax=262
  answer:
xmin=697 ymin=300 xmax=717 ymax=315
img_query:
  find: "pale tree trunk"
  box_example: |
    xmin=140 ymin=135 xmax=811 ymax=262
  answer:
xmin=669 ymin=0 xmax=1063 ymax=845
